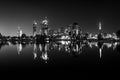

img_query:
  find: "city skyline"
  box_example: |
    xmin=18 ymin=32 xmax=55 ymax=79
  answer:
xmin=0 ymin=0 xmax=120 ymax=36
xmin=0 ymin=1 xmax=120 ymax=75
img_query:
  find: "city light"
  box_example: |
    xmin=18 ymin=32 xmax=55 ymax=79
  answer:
xmin=0 ymin=17 xmax=120 ymax=47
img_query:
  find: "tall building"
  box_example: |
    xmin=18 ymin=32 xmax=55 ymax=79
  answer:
xmin=17 ymin=26 xmax=22 ymax=37
xmin=41 ymin=17 xmax=49 ymax=36
xmin=33 ymin=20 xmax=37 ymax=37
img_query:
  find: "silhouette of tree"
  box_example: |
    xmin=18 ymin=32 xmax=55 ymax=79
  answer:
xmin=116 ymin=44 xmax=120 ymax=53
xmin=0 ymin=33 xmax=2 ymax=39
xmin=116 ymin=30 xmax=120 ymax=38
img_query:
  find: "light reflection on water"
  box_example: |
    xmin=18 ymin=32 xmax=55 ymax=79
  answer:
xmin=0 ymin=41 xmax=120 ymax=67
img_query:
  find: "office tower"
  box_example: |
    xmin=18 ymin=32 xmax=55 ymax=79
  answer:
xmin=41 ymin=17 xmax=49 ymax=36
xmin=33 ymin=20 xmax=37 ymax=37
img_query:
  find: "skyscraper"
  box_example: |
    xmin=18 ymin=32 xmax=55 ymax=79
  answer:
xmin=41 ymin=17 xmax=49 ymax=36
xmin=33 ymin=20 xmax=37 ymax=37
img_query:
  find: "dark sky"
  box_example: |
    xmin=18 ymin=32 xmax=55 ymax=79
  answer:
xmin=0 ymin=0 xmax=120 ymax=36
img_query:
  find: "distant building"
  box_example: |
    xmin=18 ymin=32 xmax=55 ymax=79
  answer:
xmin=70 ymin=22 xmax=82 ymax=38
xmin=17 ymin=26 xmax=22 ymax=37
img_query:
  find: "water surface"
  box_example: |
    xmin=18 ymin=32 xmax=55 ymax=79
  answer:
xmin=0 ymin=41 xmax=120 ymax=72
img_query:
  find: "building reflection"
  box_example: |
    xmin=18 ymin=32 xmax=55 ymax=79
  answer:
xmin=0 ymin=40 xmax=119 ymax=63
xmin=33 ymin=44 xmax=37 ymax=59
xmin=17 ymin=43 xmax=22 ymax=54
xmin=98 ymin=42 xmax=103 ymax=58
xmin=40 ymin=44 xmax=49 ymax=63
xmin=17 ymin=42 xmax=27 ymax=55
xmin=53 ymin=41 xmax=85 ymax=54
xmin=33 ymin=41 xmax=120 ymax=60
xmin=88 ymin=41 xmax=120 ymax=58
xmin=33 ymin=43 xmax=49 ymax=63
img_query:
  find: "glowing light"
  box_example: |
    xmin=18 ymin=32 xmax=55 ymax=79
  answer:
xmin=60 ymin=41 xmax=71 ymax=45
xmin=60 ymin=35 xmax=70 ymax=40
xmin=41 ymin=52 xmax=49 ymax=63
xmin=99 ymin=22 xmax=102 ymax=30
xmin=42 ymin=19 xmax=48 ymax=25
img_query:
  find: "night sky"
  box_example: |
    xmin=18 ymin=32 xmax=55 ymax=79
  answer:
xmin=0 ymin=0 xmax=120 ymax=36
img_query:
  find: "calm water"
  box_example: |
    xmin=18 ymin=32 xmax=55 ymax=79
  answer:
xmin=0 ymin=41 xmax=120 ymax=73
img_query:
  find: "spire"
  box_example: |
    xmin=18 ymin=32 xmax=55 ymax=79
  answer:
xmin=99 ymin=22 xmax=102 ymax=30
